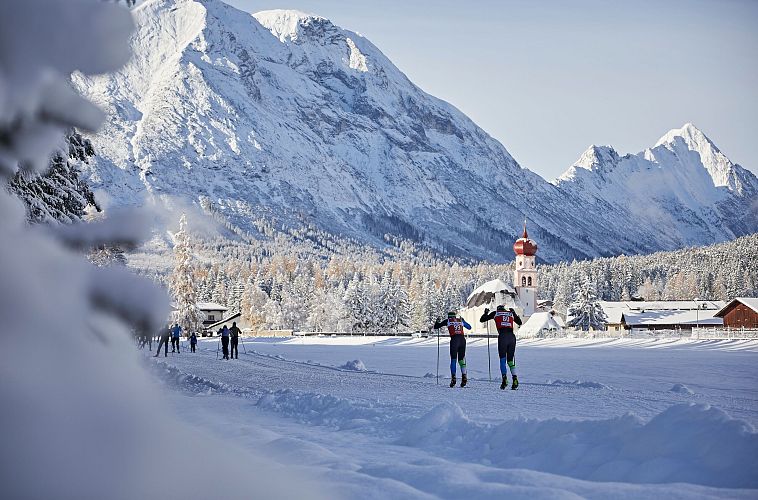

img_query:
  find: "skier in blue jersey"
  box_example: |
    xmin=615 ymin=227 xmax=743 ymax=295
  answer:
xmin=434 ymin=311 xmax=472 ymax=388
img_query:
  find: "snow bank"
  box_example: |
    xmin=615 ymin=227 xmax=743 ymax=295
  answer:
xmin=257 ymin=389 xmax=392 ymax=431
xmin=0 ymin=2 xmax=327 ymax=499
xmin=340 ymin=359 xmax=367 ymax=371
xmin=252 ymin=379 xmax=757 ymax=488
xmin=670 ymin=383 xmax=695 ymax=395
xmin=399 ymin=402 xmax=758 ymax=488
xmin=547 ymin=379 xmax=610 ymax=389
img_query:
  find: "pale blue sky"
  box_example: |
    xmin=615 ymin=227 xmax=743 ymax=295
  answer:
xmin=225 ymin=0 xmax=758 ymax=180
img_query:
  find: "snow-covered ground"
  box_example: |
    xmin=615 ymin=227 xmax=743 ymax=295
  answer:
xmin=149 ymin=336 xmax=758 ymax=499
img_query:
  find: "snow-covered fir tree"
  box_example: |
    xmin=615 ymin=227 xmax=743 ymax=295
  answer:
xmin=567 ymin=278 xmax=608 ymax=331
xmin=8 ymin=131 xmax=99 ymax=224
xmin=168 ymin=214 xmax=203 ymax=335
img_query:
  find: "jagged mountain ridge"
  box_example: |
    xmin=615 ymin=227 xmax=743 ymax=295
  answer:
xmin=555 ymin=123 xmax=758 ymax=245
xmin=73 ymin=0 xmax=757 ymax=263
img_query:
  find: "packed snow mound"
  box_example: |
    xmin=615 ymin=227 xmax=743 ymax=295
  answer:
xmin=670 ymin=383 xmax=695 ymax=395
xmin=547 ymin=379 xmax=610 ymax=389
xmin=340 ymin=359 xmax=367 ymax=372
xmin=399 ymin=402 xmax=758 ymax=488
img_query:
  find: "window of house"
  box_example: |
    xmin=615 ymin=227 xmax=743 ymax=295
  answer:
xmin=208 ymin=314 xmax=215 ymax=321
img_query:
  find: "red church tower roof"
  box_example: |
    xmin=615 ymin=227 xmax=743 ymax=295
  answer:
xmin=513 ymin=222 xmax=538 ymax=256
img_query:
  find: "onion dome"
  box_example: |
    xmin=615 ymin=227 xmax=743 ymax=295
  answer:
xmin=513 ymin=222 xmax=537 ymax=256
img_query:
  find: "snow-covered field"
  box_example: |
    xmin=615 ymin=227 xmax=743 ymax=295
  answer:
xmin=147 ymin=336 xmax=758 ymax=499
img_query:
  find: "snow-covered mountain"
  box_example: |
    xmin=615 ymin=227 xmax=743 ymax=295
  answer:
xmin=555 ymin=123 xmax=758 ymax=247
xmin=73 ymin=0 xmax=757 ymax=263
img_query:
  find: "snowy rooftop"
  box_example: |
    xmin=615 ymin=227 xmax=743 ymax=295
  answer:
xmin=622 ymin=309 xmax=722 ymax=327
xmin=715 ymin=297 xmax=758 ymax=316
xmin=733 ymin=297 xmax=758 ymax=314
xmin=465 ymin=279 xmax=516 ymax=308
xmin=601 ymin=300 xmax=726 ymax=324
xmin=519 ymin=312 xmax=564 ymax=337
xmin=197 ymin=302 xmax=228 ymax=311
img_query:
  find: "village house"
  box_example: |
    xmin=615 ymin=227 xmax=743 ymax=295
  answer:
xmin=599 ymin=300 xmax=725 ymax=333
xmin=197 ymin=302 xmax=229 ymax=328
xmin=714 ymin=298 xmax=758 ymax=329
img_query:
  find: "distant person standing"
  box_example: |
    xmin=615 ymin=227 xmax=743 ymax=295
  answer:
xmin=480 ymin=305 xmax=522 ymax=390
xmin=219 ymin=325 xmax=230 ymax=360
xmin=189 ymin=332 xmax=197 ymax=353
xmin=229 ymin=322 xmax=241 ymax=359
xmin=434 ymin=311 xmax=472 ymax=388
xmin=171 ymin=323 xmax=182 ymax=353
xmin=154 ymin=325 xmax=170 ymax=358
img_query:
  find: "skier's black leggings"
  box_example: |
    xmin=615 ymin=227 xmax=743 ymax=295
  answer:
xmin=497 ymin=329 xmax=516 ymax=362
xmin=157 ymin=337 xmax=169 ymax=357
xmin=221 ymin=336 xmax=229 ymax=359
xmin=450 ymin=334 xmax=466 ymax=360
xmin=231 ymin=337 xmax=238 ymax=358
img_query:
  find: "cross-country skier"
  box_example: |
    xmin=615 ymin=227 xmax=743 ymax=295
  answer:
xmin=219 ymin=325 xmax=230 ymax=360
xmin=170 ymin=323 xmax=182 ymax=353
xmin=434 ymin=311 xmax=472 ymax=388
xmin=229 ymin=322 xmax=241 ymax=359
xmin=480 ymin=305 xmax=522 ymax=389
xmin=189 ymin=332 xmax=197 ymax=353
xmin=154 ymin=325 xmax=170 ymax=358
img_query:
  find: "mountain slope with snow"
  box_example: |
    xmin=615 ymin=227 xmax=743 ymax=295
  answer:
xmin=73 ymin=0 xmax=757 ymax=262
xmin=555 ymin=124 xmax=758 ymax=246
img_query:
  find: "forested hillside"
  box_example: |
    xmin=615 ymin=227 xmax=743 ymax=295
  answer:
xmin=143 ymin=228 xmax=757 ymax=333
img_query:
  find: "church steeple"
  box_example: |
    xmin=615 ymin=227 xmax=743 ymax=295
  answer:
xmin=514 ymin=221 xmax=537 ymax=317
xmin=513 ymin=220 xmax=538 ymax=257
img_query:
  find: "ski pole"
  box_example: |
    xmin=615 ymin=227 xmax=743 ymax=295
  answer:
xmin=436 ymin=326 xmax=440 ymax=385
xmin=216 ymin=337 xmax=220 ymax=360
xmin=486 ymin=320 xmax=492 ymax=381
xmin=241 ymin=336 xmax=246 ymax=354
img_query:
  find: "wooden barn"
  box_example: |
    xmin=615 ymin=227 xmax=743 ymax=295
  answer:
xmin=714 ymin=298 xmax=758 ymax=329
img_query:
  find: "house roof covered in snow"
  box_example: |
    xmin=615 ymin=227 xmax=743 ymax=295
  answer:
xmin=714 ymin=297 xmax=758 ymax=317
xmin=206 ymin=311 xmax=241 ymax=330
xmin=600 ymin=300 xmax=725 ymax=324
xmin=621 ymin=309 xmax=722 ymax=327
xmin=465 ymin=279 xmax=516 ymax=308
xmin=197 ymin=302 xmax=228 ymax=312
xmin=519 ymin=312 xmax=563 ymax=337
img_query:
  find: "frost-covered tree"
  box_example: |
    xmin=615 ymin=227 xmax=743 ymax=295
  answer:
xmin=8 ymin=131 xmax=99 ymax=224
xmin=263 ymin=297 xmax=283 ymax=330
xmin=567 ymin=278 xmax=607 ymax=331
xmin=241 ymin=279 xmax=268 ymax=332
xmin=168 ymin=214 xmax=202 ymax=335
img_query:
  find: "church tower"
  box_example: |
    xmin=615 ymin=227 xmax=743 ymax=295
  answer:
xmin=513 ymin=221 xmax=538 ymax=317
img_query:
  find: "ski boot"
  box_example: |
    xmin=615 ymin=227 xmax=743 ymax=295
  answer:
xmin=511 ymin=376 xmax=519 ymax=390
xmin=449 ymin=375 xmax=456 ymax=388
xmin=500 ymin=375 xmax=508 ymax=390
xmin=460 ymin=374 xmax=468 ymax=388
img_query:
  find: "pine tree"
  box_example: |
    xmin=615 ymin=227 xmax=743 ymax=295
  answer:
xmin=8 ymin=131 xmax=99 ymax=224
xmin=168 ymin=214 xmax=203 ymax=335
xmin=566 ymin=277 xmax=607 ymax=331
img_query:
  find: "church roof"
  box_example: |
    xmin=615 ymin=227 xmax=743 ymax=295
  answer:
xmin=513 ymin=222 xmax=538 ymax=256
xmin=465 ymin=279 xmax=516 ymax=308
